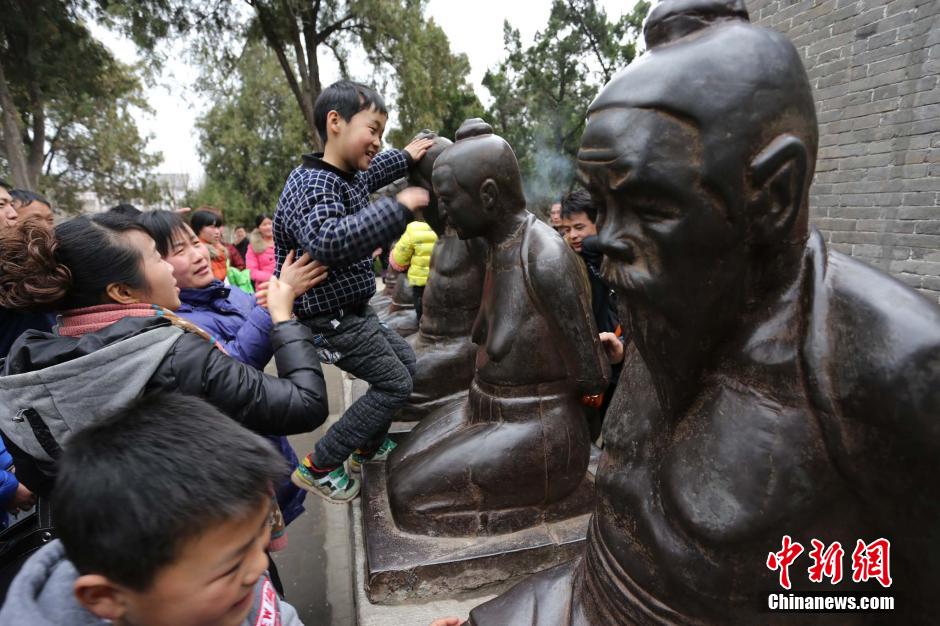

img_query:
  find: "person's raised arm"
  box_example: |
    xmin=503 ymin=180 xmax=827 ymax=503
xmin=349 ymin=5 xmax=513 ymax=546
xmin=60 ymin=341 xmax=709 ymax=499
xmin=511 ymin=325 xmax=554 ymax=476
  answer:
xmin=361 ymin=137 xmax=434 ymax=193
xmin=291 ymin=185 xmax=426 ymax=265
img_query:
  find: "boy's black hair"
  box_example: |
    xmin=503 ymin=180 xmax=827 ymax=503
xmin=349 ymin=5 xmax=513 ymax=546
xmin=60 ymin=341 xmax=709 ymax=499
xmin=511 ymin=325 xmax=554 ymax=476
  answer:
xmin=10 ymin=188 xmax=51 ymax=208
xmin=190 ymin=209 xmax=223 ymax=237
xmin=313 ymin=80 xmax=388 ymax=145
xmin=108 ymin=203 xmax=142 ymax=217
xmin=138 ymin=209 xmax=190 ymax=257
xmin=0 ymin=179 xmax=11 ymax=191
xmin=561 ymin=188 xmax=597 ymax=223
xmin=52 ymin=393 xmax=288 ymax=591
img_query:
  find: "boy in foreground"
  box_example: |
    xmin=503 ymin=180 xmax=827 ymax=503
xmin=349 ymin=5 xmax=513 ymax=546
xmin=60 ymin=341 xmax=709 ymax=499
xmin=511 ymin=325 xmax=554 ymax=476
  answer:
xmin=0 ymin=393 xmax=300 ymax=626
xmin=274 ymin=80 xmax=433 ymax=503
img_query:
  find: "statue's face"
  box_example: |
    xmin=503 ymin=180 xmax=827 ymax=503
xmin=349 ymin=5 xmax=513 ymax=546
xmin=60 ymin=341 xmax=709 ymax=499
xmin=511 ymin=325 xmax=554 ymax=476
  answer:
xmin=432 ymin=164 xmax=484 ymax=240
xmin=578 ymin=107 xmax=744 ymax=318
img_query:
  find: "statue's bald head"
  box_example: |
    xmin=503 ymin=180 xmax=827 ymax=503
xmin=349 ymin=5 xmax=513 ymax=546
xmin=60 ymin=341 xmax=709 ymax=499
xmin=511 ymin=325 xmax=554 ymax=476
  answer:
xmin=434 ymin=119 xmax=526 ymax=210
xmin=581 ymin=0 xmax=817 ymax=235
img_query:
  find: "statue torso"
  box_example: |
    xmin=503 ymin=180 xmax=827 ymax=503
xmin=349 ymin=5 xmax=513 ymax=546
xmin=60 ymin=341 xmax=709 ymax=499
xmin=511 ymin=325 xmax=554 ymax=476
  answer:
xmin=421 ymin=233 xmax=486 ymax=336
xmin=472 ymin=221 xmax=570 ymax=387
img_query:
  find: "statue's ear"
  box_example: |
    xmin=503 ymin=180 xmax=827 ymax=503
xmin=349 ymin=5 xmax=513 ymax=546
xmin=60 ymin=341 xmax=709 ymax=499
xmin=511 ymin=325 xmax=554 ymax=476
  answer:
xmin=480 ymin=178 xmax=499 ymax=212
xmin=749 ymin=134 xmax=808 ymax=243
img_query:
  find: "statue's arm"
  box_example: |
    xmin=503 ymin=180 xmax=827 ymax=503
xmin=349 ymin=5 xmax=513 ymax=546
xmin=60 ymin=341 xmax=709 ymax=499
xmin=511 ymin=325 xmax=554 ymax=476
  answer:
xmin=528 ymin=233 xmax=611 ymax=395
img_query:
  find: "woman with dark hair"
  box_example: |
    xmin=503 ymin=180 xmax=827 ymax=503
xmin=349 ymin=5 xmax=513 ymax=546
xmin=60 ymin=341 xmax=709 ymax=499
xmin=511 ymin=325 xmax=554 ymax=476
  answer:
xmin=245 ymin=213 xmax=276 ymax=289
xmin=190 ymin=208 xmax=245 ymax=278
xmin=0 ymin=212 xmax=329 ymax=498
xmin=139 ymin=209 xmax=328 ymax=535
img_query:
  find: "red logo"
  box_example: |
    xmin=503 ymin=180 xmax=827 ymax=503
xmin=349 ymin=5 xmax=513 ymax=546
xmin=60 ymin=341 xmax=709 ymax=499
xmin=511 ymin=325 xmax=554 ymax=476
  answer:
xmin=807 ymin=539 xmax=844 ymax=584
xmin=767 ymin=536 xmax=892 ymax=589
xmin=766 ymin=535 xmax=804 ymax=590
xmin=851 ymin=538 xmax=892 ymax=588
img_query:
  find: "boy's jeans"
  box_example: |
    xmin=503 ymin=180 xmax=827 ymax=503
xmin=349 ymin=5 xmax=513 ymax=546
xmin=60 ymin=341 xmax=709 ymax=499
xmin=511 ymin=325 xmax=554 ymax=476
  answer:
xmin=301 ymin=303 xmax=416 ymax=467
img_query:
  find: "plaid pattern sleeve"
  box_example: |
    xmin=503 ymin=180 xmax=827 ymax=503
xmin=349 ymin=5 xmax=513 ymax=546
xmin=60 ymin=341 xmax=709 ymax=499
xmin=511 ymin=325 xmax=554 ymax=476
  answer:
xmin=361 ymin=149 xmax=409 ymax=193
xmin=274 ymin=158 xmax=413 ymax=317
xmin=300 ymin=192 xmax=409 ymax=266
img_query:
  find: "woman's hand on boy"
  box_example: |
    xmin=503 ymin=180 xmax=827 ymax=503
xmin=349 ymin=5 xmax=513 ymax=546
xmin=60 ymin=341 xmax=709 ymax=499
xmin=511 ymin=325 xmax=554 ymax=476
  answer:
xmin=265 ymin=276 xmax=296 ymax=324
xmin=397 ymin=187 xmax=430 ymax=213
xmin=404 ymin=137 xmax=435 ymax=162
xmin=279 ymin=250 xmax=329 ymax=296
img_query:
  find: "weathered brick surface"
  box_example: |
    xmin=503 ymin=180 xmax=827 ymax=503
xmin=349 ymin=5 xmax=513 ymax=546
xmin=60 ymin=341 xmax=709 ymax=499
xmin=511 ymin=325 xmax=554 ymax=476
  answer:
xmin=749 ymin=0 xmax=940 ymax=304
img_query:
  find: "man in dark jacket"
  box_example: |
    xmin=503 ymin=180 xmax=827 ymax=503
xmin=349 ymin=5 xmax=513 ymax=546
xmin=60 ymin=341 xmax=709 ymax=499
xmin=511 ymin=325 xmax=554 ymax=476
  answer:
xmin=560 ymin=189 xmax=624 ymax=440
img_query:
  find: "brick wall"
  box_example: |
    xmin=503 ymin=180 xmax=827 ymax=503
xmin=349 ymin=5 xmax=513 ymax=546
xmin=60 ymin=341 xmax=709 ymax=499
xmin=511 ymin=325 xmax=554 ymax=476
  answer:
xmin=747 ymin=0 xmax=940 ymax=304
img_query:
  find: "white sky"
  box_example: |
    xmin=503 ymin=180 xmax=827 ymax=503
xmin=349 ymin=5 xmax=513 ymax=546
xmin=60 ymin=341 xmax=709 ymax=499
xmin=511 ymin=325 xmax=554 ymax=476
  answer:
xmin=94 ymin=0 xmax=641 ymax=185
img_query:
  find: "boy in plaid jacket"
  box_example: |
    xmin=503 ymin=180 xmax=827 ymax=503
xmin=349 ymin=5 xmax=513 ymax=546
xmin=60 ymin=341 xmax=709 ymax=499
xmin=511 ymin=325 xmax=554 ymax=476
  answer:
xmin=275 ymin=80 xmax=433 ymax=502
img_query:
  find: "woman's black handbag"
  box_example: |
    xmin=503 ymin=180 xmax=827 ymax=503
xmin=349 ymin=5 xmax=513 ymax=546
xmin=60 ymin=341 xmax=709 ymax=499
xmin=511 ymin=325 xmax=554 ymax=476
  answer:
xmin=0 ymin=497 xmax=56 ymax=605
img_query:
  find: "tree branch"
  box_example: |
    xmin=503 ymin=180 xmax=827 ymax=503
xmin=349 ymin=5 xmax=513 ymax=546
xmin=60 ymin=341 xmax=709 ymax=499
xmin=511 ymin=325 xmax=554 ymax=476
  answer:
xmin=567 ymin=0 xmax=614 ymax=83
xmin=315 ymin=13 xmax=356 ymax=45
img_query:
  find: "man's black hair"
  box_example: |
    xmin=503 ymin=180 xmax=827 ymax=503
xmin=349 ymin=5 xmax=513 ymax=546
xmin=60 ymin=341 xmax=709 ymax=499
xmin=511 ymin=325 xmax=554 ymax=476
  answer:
xmin=52 ymin=393 xmax=288 ymax=591
xmin=10 ymin=188 xmax=51 ymax=208
xmin=138 ymin=209 xmax=190 ymax=257
xmin=108 ymin=203 xmax=142 ymax=217
xmin=313 ymin=80 xmax=388 ymax=145
xmin=190 ymin=209 xmax=223 ymax=237
xmin=561 ymin=188 xmax=597 ymax=223
xmin=0 ymin=179 xmax=11 ymax=191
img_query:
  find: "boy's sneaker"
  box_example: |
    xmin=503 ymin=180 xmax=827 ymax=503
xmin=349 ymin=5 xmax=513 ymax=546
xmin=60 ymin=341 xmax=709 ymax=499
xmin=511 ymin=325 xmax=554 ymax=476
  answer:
xmin=291 ymin=461 xmax=360 ymax=504
xmin=348 ymin=437 xmax=398 ymax=474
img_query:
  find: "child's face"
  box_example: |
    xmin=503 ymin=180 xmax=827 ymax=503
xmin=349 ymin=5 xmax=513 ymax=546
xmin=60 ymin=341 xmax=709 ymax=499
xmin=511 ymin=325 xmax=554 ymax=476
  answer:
xmin=84 ymin=500 xmax=272 ymax=626
xmin=334 ymin=105 xmax=387 ymax=171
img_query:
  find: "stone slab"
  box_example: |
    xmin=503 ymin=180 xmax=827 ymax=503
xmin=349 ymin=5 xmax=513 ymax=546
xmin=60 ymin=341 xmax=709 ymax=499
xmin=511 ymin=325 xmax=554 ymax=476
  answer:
xmin=359 ymin=461 xmax=591 ymax=604
xmin=351 ymin=502 xmax=496 ymax=626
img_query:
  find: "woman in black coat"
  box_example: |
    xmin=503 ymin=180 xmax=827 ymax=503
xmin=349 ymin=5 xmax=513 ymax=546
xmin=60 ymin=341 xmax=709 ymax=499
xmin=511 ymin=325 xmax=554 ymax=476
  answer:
xmin=0 ymin=214 xmax=329 ymax=496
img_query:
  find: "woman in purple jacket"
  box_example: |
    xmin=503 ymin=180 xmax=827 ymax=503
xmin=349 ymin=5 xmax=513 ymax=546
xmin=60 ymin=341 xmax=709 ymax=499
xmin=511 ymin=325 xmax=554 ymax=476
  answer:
xmin=138 ymin=210 xmax=327 ymax=527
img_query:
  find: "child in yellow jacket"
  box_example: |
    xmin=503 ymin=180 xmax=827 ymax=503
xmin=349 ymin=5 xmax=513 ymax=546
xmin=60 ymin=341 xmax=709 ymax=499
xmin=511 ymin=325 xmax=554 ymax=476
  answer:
xmin=390 ymin=219 xmax=438 ymax=321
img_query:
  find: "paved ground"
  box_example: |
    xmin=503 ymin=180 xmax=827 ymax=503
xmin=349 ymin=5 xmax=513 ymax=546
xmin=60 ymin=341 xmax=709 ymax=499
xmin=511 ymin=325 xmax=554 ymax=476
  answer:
xmin=270 ymin=364 xmax=356 ymax=626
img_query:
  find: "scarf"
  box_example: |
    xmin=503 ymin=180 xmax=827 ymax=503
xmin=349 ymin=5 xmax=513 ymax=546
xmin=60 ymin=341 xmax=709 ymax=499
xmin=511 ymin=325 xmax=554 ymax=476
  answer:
xmin=56 ymin=303 xmax=229 ymax=354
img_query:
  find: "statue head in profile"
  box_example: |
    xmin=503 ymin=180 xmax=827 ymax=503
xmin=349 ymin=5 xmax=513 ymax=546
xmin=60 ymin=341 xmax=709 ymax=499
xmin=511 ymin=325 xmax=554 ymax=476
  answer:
xmin=431 ymin=119 xmax=527 ymax=241
xmin=407 ymin=129 xmax=453 ymax=235
xmin=579 ymin=0 xmax=818 ymax=335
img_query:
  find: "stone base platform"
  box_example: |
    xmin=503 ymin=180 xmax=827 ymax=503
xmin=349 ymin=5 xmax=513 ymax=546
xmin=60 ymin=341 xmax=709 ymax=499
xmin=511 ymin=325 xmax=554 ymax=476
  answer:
xmin=359 ymin=462 xmax=592 ymax=604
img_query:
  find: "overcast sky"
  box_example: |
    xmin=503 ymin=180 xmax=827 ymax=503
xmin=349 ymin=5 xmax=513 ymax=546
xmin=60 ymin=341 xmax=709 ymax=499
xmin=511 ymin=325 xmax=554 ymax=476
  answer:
xmin=95 ymin=0 xmax=641 ymax=185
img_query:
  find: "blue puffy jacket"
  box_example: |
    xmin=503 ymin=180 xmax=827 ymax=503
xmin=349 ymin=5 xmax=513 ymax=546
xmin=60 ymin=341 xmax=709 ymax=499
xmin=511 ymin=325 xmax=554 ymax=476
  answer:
xmin=0 ymin=441 xmax=18 ymax=529
xmin=176 ymin=281 xmax=306 ymax=525
xmin=176 ymin=281 xmax=274 ymax=370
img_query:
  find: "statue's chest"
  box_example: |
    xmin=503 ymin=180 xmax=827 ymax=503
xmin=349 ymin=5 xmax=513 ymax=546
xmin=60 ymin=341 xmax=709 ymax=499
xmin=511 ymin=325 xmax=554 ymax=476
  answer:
xmin=476 ymin=256 xmax=540 ymax=363
xmin=659 ymin=378 xmax=838 ymax=544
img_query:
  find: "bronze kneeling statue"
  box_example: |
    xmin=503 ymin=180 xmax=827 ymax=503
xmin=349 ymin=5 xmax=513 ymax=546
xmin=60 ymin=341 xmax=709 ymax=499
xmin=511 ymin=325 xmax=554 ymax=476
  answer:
xmin=387 ymin=119 xmax=610 ymax=537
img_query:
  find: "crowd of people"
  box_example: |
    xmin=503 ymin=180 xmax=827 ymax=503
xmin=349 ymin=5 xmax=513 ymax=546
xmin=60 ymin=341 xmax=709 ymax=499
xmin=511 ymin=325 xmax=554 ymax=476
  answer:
xmin=0 ymin=78 xmax=621 ymax=626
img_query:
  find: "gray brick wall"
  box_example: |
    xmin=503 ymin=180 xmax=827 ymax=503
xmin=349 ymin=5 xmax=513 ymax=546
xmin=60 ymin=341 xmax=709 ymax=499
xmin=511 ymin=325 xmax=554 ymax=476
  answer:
xmin=748 ymin=0 xmax=940 ymax=304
